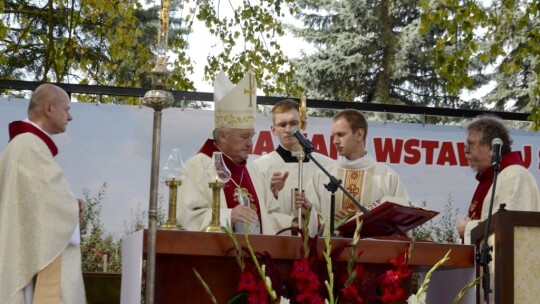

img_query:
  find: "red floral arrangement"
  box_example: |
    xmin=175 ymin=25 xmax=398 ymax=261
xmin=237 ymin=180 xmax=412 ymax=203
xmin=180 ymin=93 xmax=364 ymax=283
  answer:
xmin=219 ymin=216 xmax=414 ymax=304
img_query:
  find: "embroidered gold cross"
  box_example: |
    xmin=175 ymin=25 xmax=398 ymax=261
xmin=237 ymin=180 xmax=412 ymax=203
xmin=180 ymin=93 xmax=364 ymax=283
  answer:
xmin=243 ymin=73 xmax=255 ymax=107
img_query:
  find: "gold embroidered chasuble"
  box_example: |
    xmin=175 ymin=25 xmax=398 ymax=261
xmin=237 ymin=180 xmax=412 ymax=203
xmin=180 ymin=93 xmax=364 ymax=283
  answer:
xmin=306 ymin=153 xmax=409 ymax=222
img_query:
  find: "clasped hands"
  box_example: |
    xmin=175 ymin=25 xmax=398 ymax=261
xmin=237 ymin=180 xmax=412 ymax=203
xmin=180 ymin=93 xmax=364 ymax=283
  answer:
xmin=231 ymin=204 xmax=258 ymax=225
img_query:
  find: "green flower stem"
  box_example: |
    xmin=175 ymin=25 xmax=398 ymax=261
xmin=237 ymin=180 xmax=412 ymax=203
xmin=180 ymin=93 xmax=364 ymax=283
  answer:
xmin=193 ymin=268 xmax=218 ymax=304
xmin=323 ymin=217 xmax=334 ymax=304
xmin=224 ymin=225 xmax=245 ymax=271
xmin=416 ymin=249 xmax=451 ymax=297
xmin=346 ymin=215 xmax=363 ymax=287
xmin=452 ymin=276 xmax=481 ymax=304
xmin=244 ymin=232 xmax=278 ymax=301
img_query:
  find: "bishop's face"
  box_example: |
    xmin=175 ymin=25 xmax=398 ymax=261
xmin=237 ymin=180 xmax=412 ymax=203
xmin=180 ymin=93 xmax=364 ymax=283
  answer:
xmin=465 ymin=129 xmax=492 ymax=173
xmin=218 ymin=128 xmax=255 ymax=163
xmin=271 ymin=109 xmax=300 ymax=151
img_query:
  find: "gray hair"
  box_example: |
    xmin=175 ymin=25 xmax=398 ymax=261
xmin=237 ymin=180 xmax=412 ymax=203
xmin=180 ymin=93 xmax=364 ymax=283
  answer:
xmin=465 ymin=115 xmax=512 ymax=155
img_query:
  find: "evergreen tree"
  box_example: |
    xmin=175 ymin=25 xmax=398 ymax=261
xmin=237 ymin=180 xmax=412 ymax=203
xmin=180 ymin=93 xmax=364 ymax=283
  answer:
xmin=291 ymin=0 xmax=466 ymax=108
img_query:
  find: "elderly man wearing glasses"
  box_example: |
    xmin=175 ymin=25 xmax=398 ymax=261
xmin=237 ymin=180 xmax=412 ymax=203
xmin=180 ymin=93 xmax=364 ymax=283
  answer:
xmin=250 ymin=99 xmax=333 ymax=219
xmin=457 ymin=115 xmax=540 ymax=243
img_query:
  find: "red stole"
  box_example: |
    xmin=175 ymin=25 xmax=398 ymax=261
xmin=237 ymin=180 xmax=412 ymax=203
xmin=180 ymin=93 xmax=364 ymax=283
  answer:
xmin=467 ymin=151 xmax=525 ymax=219
xmin=8 ymin=120 xmax=58 ymax=157
xmin=199 ymin=139 xmax=262 ymax=233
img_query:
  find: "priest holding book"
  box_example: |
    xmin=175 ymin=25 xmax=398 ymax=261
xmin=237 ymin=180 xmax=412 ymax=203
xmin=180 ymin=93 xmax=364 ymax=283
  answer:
xmin=295 ymin=109 xmax=409 ymax=232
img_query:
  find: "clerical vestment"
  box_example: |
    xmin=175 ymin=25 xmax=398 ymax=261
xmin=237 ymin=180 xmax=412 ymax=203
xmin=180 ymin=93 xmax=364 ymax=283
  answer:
xmin=178 ymin=139 xmax=294 ymax=235
xmin=250 ymin=146 xmax=333 ymax=216
xmin=0 ymin=121 xmax=86 ymax=304
xmin=463 ymin=151 xmax=540 ymax=244
xmin=305 ymin=153 xmax=409 ymax=225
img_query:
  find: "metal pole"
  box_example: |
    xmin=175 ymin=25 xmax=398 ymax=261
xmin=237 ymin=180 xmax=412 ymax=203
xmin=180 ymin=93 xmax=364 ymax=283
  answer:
xmin=143 ymin=0 xmax=173 ymax=301
xmin=145 ymin=109 xmax=163 ymax=304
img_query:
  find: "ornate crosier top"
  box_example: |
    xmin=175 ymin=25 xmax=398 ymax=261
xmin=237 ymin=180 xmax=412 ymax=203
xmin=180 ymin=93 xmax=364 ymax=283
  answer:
xmin=299 ymin=96 xmax=307 ymax=131
xmin=159 ymin=0 xmax=171 ymax=47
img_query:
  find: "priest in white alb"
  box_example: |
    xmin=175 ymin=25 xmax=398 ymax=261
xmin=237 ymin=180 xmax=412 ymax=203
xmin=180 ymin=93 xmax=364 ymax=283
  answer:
xmin=177 ymin=71 xmax=317 ymax=235
xmin=296 ymin=109 xmax=409 ymax=230
xmin=250 ymin=99 xmax=333 ymax=217
xmin=0 ymin=84 xmax=86 ymax=303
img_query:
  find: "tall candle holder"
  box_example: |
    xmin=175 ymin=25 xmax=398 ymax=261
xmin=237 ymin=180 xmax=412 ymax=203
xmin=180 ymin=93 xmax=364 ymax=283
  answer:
xmin=203 ymin=151 xmax=231 ymax=232
xmin=160 ymin=148 xmax=187 ymax=230
xmin=161 ymin=178 xmax=183 ymax=230
xmin=203 ymin=180 xmax=227 ymax=232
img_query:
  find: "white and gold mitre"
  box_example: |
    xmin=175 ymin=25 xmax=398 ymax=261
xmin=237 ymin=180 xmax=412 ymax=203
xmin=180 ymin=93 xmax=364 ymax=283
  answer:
xmin=213 ymin=70 xmax=257 ymax=129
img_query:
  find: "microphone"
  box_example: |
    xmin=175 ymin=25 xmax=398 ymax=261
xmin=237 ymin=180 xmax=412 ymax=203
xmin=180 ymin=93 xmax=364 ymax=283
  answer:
xmin=491 ymin=138 xmax=502 ymax=169
xmin=290 ymin=127 xmax=314 ymax=153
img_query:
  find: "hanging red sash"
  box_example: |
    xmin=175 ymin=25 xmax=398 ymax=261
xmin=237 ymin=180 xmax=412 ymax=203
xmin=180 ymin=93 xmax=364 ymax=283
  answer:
xmin=199 ymin=139 xmax=262 ymax=233
xmin=467 ymin=151 xmax=525 ymax=219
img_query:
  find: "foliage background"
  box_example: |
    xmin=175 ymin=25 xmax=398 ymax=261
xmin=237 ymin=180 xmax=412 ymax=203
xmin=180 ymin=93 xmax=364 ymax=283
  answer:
xmin=80 ymin=181 xmax=165 ymax=272
xmin=0 ymin=0 xmax=538 ymax=129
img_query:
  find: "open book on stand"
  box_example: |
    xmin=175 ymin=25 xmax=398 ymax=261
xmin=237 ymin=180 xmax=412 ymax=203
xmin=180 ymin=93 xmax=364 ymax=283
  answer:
xmin=335 ymin=196 xmax=439 ymax=238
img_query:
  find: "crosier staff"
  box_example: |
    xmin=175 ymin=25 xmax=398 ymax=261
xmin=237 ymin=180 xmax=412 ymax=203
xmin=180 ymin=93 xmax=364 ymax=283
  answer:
xmin=294 ymin=96 xmax=308 ymax=226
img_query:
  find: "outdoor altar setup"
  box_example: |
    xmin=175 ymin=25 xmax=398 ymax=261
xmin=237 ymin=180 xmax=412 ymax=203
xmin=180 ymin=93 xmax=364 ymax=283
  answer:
xmin=3 ymin=98 xmax=540 ymax=303
xmin=119 ymin=209 xmax=540 ymax=304
xmin=121 ymin=230 xmax=476 ymax=304
xmin=2 ymin=0 xmax=540 ymax=302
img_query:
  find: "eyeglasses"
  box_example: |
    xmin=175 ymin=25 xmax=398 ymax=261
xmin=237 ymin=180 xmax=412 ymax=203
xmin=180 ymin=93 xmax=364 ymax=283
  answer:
xmin=464 ymin=141 xmax=486 ymax=152
xmin=274 ymin=120 xmax=300 ymax=131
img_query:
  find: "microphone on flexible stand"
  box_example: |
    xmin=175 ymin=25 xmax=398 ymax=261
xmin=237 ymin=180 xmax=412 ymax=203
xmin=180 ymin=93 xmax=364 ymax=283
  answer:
xmin=291 ymin=127 xmax=314 ymax=154
xmin=491 ymin=138 xmax=502 ymax=170
xmin=289 ymin=127 xmax=370 ymax=236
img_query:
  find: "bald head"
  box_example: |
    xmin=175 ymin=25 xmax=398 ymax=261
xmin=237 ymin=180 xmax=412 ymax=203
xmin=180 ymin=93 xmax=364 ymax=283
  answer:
xmin=28 ymin=84 xmax=72 ymax=134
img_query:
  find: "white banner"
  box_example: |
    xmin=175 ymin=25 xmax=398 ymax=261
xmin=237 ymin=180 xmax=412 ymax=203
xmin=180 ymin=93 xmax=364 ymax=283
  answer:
xmin=1 ymin=98 xmax=539 ymax=236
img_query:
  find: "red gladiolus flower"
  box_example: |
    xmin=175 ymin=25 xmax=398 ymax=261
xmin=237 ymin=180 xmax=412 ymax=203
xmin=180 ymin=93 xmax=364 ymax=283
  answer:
xmin=384 ymin=270 xmax=400 ymax=285
xmin=355 ymin=264 xmax=365 ymax=280
xmin=291 ymin=258 xmax=322 ymax=301
xmin=247 ymin=280 xmax=270 ymax=304
xmin=382 ymin=283 xmax=405 ymax=302
xmin=297 ymin=291 xmax=325 ymax=304
xmin=238 ymin=271 xmax=257 ymax=292
xmin=341 ymin=284 xmax=364 ymax=303
xmin=291 ymin=259 xmax=311 ymax=279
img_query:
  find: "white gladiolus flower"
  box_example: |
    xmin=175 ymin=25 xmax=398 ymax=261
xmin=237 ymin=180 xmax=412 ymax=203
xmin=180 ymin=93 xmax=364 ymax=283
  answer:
xmin=279 ymin=296 xmax=290 ymax=304
xmin=407 ymin=293 xmax=426 ymax=304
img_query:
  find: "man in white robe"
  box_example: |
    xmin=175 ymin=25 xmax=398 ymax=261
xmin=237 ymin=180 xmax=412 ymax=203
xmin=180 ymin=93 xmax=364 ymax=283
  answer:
xmin=296 ymin=109 xmax=409 ymax=232
xmin=250 ymin=99 xmax=333 ymax=217
xmin=457 ymin=115 xmax=540 ymax=244
xmin=178 ymin=71 xmax=311 ymax=235
xmin=0 ymin=84 xmax=86 ymax=303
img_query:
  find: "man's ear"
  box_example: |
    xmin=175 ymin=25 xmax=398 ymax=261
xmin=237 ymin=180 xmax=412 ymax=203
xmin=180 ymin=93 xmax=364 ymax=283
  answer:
xmin=43 ymin=102 xmax=53 ymax=117
xmin=270 ymin=124 xmax=277 ymax=136
xmin=217 ymin=129 xmax=227 ymax=143
xmin=356 ymin=128 xmax=365 ymax=142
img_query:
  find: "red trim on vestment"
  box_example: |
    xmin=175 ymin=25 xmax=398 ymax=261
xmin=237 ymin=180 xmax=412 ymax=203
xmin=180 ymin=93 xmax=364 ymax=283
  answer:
xmin=8 ymin=121 xmax=58 ymax=157
xmin=467 ymin=151 xmax=525 ymax=219
xmin=199 ymin=139 xmax=262 ymax=233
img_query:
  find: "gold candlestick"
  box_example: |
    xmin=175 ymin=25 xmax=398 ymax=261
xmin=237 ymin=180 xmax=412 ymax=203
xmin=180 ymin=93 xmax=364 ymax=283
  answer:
xmin=160 ymin=179 xmax=183 ymax=230
xmin=203 ymin=181 xmax=227 ymax=232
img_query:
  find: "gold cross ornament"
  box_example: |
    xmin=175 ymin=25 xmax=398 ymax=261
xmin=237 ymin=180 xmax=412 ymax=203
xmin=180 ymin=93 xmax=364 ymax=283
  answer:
xmin=243 ymin=73 xmax=255 ymax=107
